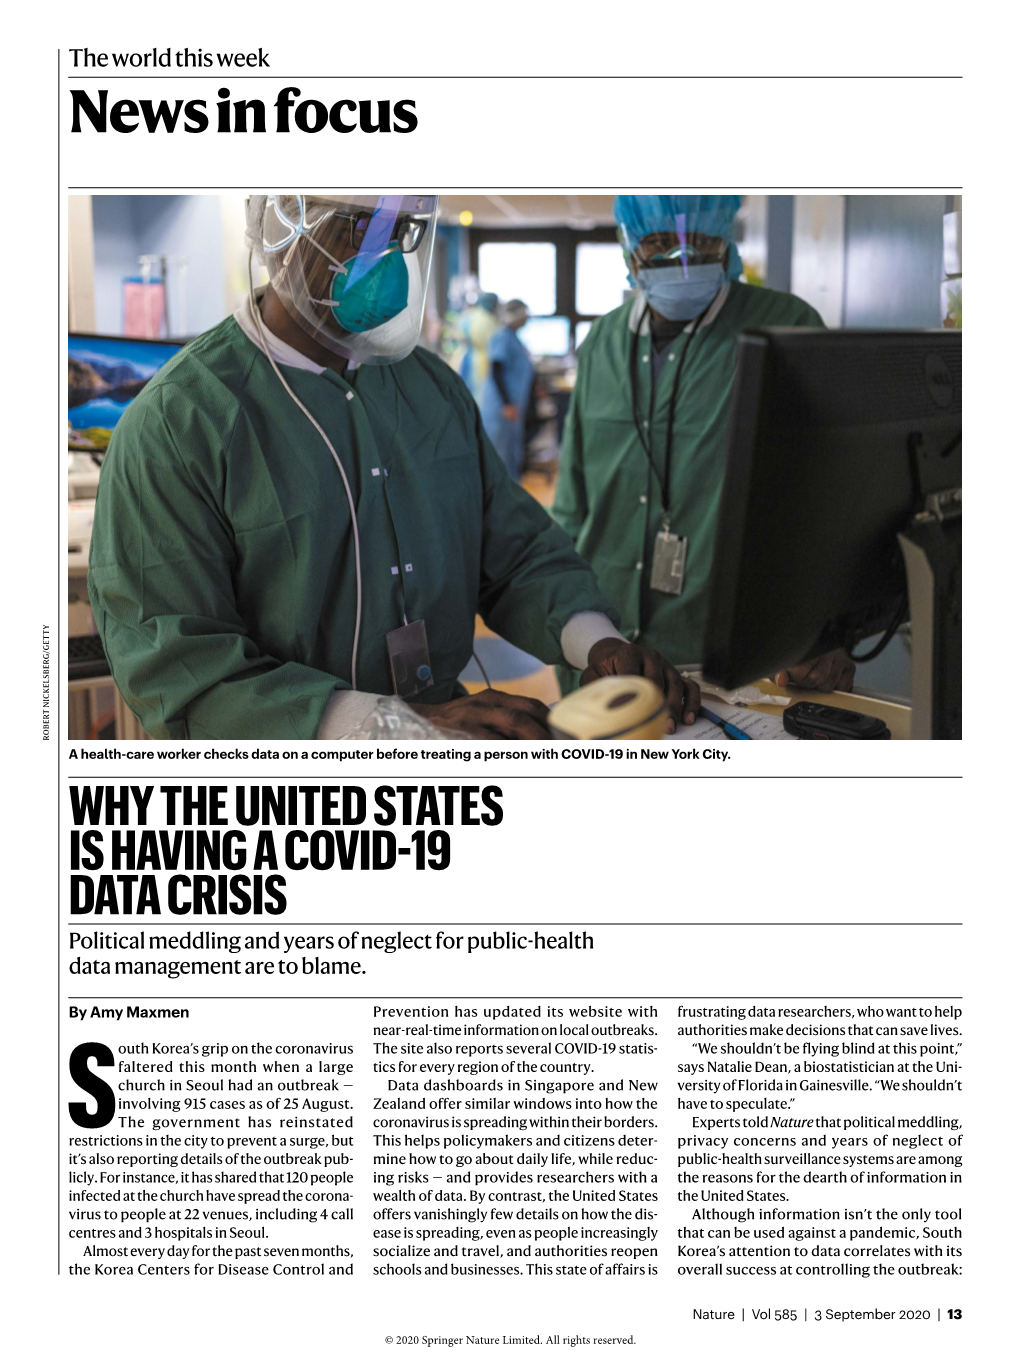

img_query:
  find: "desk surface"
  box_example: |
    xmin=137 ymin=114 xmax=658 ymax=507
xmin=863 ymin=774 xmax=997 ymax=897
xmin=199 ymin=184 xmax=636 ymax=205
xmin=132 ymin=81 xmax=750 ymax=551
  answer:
xmin=465 ymin=671 xmax=913 ymax=739
xmin=746 ymin=679 xmax=912 ymax=741
xmin=66 ymin=580 xmax=912 ymax=739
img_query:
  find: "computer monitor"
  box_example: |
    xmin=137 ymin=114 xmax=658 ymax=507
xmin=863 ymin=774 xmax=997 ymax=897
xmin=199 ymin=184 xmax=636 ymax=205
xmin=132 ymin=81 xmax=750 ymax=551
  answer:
xmin=68 ymin=333 xmax=183 ymax=453
xmin=518 ymin=316 xmax=571 ymax=358
xmin=702 ymin=329 xmax=962 ymax=739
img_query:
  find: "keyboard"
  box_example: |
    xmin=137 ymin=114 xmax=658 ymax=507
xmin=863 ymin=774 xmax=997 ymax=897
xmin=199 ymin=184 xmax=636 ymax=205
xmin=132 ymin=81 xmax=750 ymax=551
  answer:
xmin=68 ymin=634 xmax=110 ymax=680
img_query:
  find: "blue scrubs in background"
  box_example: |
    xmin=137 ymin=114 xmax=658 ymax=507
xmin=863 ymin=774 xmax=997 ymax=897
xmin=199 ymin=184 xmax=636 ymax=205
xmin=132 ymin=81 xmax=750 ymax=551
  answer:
xmin=481 ymin=325 xmax=534 ymax=479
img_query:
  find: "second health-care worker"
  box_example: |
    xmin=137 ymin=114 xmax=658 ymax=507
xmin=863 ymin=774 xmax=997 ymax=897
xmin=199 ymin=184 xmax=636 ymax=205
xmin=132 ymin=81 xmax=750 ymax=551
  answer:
xmin=553 ymin=195 xmax=856 ymax=696
xmin=88 ymin=194 xmax=700 ymax=739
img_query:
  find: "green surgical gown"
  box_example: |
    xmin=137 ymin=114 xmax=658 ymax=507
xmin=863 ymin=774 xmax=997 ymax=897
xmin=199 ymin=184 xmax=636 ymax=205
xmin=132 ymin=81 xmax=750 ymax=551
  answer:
xmin=552 ymin=285 xmax=822 ymax=692
xmin=88 ymin=316 xmax=615 ymax=738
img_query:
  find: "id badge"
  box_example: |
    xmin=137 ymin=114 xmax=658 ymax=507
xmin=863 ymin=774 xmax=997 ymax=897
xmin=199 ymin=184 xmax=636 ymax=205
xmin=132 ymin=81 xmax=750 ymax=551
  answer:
xmin=649 ymin=532 xmax=688 ymax=596
xmin=386 ymin=619 xmax=434 ymax=698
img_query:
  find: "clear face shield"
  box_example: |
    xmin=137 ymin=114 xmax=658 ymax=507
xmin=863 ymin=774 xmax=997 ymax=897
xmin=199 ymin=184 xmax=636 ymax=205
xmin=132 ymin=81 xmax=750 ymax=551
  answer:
xmin=613 ymin=195 xmax=744 ymax=287
xmin=616 ymin=205 xmax=737 ymax=323
xmin=255 ymin=193 xmax=438 ymax=365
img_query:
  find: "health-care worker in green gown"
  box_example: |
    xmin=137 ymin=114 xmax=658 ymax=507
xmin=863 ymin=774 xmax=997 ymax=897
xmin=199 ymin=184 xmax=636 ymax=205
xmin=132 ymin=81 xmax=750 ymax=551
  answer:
xmin=552 ymin=194 xmax=857 ymax=697
xmin=88 ymin=193 xmax=701 ymax=740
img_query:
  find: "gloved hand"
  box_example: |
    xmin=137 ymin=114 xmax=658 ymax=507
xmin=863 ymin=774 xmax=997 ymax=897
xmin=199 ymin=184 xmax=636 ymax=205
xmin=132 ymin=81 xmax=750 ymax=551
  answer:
xmin=581 ymin=638 xmax=701 ymax=733
xmin=775 ymin=648 xmax=856 ymax=693
xmin=410 ymin=688 xmax=550 ymax=739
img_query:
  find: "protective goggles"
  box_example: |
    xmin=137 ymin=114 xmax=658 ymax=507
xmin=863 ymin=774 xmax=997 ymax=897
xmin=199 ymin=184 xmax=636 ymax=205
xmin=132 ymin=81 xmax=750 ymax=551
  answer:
xmin=627 ymin=229 xmax=729 ymax=270
xmin=267 ymin=195 xmax=433 ymax=261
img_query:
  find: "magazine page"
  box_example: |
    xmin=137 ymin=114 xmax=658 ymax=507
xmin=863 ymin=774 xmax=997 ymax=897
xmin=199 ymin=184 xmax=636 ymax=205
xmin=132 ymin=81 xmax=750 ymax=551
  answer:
xmin=12 ymin=9 xmax=1004 ymax=1355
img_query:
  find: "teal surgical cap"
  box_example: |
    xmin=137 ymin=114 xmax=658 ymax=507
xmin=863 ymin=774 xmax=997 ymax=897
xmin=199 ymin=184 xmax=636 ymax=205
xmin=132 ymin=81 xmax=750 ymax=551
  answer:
xmin=614 ymin=194 xmax=744 ymax=280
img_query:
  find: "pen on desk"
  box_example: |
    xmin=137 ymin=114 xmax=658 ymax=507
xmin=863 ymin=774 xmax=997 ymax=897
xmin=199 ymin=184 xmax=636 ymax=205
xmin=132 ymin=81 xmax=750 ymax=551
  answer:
xmin=699 ymin=705 xmax=753 ymax=740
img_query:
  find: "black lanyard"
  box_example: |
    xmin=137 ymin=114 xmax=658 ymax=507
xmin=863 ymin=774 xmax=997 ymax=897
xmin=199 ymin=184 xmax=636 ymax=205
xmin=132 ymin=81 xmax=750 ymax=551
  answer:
xmin=629 ymin=299 xmax=709 ymax=534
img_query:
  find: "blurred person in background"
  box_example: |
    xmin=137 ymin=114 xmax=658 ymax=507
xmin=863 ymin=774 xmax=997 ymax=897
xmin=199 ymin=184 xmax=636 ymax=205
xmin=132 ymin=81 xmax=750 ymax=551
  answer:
xmin=481 ymin=299 xmax=535 ymax=480
xmin=458 ymin=291 xmax=500 ymax=402
xmin=553 ymin=194 xmax=855 ymax=698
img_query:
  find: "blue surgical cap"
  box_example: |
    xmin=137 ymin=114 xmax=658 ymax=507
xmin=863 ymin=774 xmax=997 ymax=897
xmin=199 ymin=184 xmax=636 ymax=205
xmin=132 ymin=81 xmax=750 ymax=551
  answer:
xmin=614 ymin=195 xmax=744 ymax=280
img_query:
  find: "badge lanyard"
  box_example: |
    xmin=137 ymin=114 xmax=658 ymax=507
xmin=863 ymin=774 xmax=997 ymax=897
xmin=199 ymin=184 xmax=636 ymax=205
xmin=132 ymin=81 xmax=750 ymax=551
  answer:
xmin=629 ymin=301 xmax=709 ymax=595
xmin=375 ymin=454 xmax=434 ymax=700
xmin=346 ymin=374 xmax=433 ymax=700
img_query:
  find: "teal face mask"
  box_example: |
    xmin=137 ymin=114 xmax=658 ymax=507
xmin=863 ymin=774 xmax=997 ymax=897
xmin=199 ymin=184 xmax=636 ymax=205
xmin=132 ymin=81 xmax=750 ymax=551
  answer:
xmin=329 ymin=247 xmax=409 ymax=333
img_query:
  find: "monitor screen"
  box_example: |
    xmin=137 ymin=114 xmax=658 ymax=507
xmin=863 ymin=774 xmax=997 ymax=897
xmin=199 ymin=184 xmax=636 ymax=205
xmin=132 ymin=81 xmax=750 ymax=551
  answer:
xmin=518 ymin=316 xmax=571 ymax=358
xmin=703 ymin=328 xmax=961 ymax=732
xmin=68 ymin=334 xmax=183 ymax=453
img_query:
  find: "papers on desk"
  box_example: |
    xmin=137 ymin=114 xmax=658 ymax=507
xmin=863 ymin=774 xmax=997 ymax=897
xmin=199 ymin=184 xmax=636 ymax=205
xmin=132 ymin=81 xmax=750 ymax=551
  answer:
xmin=690 ymin=674 xmax=791 ymax=707
xmin=667 ymin=697 xmax=796 ymax=742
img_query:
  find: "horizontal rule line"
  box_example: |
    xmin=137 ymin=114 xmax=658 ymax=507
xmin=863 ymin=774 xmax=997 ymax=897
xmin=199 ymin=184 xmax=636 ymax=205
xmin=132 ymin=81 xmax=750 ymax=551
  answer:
xmin=66 ymin=995 xmax=964 ymax=1000
xmin=64 ymin=921 xmax=961 ymax=926
xmin=64 ymin=74 xmax=964 ymax=80
xmin=66 ymin=188 xmax=963 ymax=193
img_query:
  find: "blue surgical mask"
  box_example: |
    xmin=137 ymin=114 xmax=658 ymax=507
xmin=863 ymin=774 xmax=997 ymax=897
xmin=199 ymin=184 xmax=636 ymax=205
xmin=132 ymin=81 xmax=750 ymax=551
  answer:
xmin=636 ymin=263 xmax=725 ymax=322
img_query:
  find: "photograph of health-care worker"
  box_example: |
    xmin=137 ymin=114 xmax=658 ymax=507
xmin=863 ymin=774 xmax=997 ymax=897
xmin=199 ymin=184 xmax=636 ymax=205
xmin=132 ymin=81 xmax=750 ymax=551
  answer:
xmin=68 ymin=193 xmax=955 ymax=741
